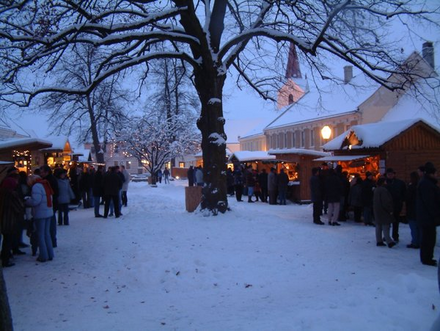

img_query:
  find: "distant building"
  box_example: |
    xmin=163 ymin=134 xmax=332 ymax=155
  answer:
xmin=237 ymin=42 xmax=439 ymax=202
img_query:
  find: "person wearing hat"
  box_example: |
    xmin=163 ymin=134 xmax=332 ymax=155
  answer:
xmin=385 ymin=168 xmax=406 ymax=242
xmin=416 ymin=162 xmax=440 ymax=266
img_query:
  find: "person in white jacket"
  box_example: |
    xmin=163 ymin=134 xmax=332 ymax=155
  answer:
xmin=121 ymin=165 xmax=131 ymax=207
xmin=25 ymin=175 xmax=54 ymax=262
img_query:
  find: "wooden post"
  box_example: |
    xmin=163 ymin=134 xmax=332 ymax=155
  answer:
xmin=185 ymin=186 xmax=202 ymax=212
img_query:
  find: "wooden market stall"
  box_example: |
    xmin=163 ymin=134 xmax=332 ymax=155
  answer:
xmin=268 ymin=149 xmax=329 ymax=203
xmin=0 ymin=137 xmax=52 ymax=175
xmin=230 ymin=149 xmax=328 ymax=203
xmin=320 ymin=119 xmax=440 ymax=183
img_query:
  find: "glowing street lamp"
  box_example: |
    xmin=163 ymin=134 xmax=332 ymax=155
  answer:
xmin=321 ymin=125 xmax=332 ymax=141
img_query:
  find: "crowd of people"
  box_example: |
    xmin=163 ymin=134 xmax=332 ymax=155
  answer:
xmin=0 ymin=163 xmax=132 ymax=268
xmin=2 ymin=160 xmax=439 ymax=269
xmin=310 ymin=161 xmax=440 ymax=267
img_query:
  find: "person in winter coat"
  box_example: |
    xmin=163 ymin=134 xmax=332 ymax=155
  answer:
xmin=406 ymin=171 xmax=420 ymax=249
xmin=92 ymin=166 xmax=104 ymax=217
xmin=121 ymin=165 xmax=131 ymax=207
xmin=163 ymin=167 xmax=170 ymax=184
xmin=373 ymin=177 xmax=396 ymax=248
xmin=187 ymin=166 xmax=195 ymax=187
xmin=156 ymin=169 xmax=163 ymax=184
xmin=68 ymin=163 xmax=80 ymax=204
xmin=258 ymin=169 xmax=268 ymax=203
xmin=56 ymin=170 xmax=75 ymax=225
xmin=79 ymin=168 xmax=92 ymax=208
xmin=416 ymin=162 xmax=440 ymax=266
xmin=195 ymin=166 xmax=204 ymax=187
xmin=253 ymin=169 xmax=262 ymax=202
xmin=268 ymin=167 xmax=278 ymax=205
xmin=361 ymin=172 xmax=376 ymax=226
xmin=40 ymin=165 xmax=59 ymax=248
xmin=320 ymin=163 xmax=330 ymax=214
xmin=245 ymin=166 xmax=255 ymax=203
xmin=277 ymin=168 xmax=289 ymax=205
xmin=325 ymin=168 xmax=343 ymax=226
xmin=310 ymin=167 xmax=324 ymax=225
xmin=226 ymin=168 xmax=235 ymax=196
xmin=385 ymin=168 xmax=406 ymax=242
xmin=0 ymin=167 xmax=25 ymax=267
xmin=234 ymin=166 xmax=244 ymax=202
xmin=336 ymin=166 xmax=349 ymax=222
xmin=103 ymin=167 xmax=123 ymax=218
xmin=25 ymin=175 xmax=55 ymax=262
xmin=17 ymin=171 xmax=31 ymax=249
xmin=348 ymin=175 xmax=363 ymax=223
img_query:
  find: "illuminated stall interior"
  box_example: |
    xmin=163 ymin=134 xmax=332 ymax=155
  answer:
xmin=321 ymin=119 xmax=440 ymax=184
xmin=41 ymin=136 xmax=73 ymax=169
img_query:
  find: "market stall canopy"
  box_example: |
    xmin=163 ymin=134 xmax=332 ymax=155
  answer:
xmin=0 ymin=137 xmax=52 ymax=152
xmin=269 ymin=148 xmax=330 ymax=158
xmin=229 ymin=151 xmax=276 ymax=163
xmin=322 ymin=118 xmax=439 ymax=151
xmin=314 ymin=155 xmax=370 ymax=162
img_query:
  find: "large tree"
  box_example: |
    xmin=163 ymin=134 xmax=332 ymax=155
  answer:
xmin=41 ymin=44 xmax=129 ymax=164
xmin=0 ymin=1 xmax=438 ymax=214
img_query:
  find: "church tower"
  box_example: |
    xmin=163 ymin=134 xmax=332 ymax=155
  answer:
xmin=277 ymin=43 xmax=306 ymax=109
xmin=285 ymin=43 xmax=302 ymax=79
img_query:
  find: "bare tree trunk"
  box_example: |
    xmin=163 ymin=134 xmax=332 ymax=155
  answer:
xmin=195 ymin=71 xmax=228 ymax=214
xmin=86 ymin=95 xmax=105 ymax=164
xmin=0 ymin=268 xmax=13 ymax=331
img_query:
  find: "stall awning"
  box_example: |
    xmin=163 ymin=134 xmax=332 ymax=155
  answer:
xmin=314 ymin=155 xmax=370 ymax=162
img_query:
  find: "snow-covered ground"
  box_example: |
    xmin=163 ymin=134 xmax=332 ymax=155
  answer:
xmin=4 ymin=180 xmax=440 ymax=331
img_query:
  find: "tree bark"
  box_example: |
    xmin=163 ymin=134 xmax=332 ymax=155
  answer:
xmin=195 ymin=70 xmax=228 ymax=214
xmin=0 ymin=268 xmax=13 ymax=331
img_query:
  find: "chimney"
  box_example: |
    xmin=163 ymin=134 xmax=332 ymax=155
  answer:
xmin=344 ymin=65 xmax=353 ymax=83
xmin=422 ymin=41 xmax=435 ymax=69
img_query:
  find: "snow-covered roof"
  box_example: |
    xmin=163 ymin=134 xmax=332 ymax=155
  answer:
xmin=0 ymin=137 xmax=52 ymax=151
xmin=229 ymin=151 xmax=276 ymax=162
xmin=39 ymin=136 xmax=71 ymax=152
xmin=323 ymin=118 xmax=439 ymax=151
xmin=268 ymin=148 xmax=329 ymax=157
xmin=73 ymin=147 xmax=91 ymax=162
xmin=380 ymin=78 xmax=440 ymax=130
xmin=265 ymin=74 xmax=379 ymax=131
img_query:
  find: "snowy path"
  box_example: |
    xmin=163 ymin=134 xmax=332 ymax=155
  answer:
xmin=4 ymin=181 xmax=439 ymax=331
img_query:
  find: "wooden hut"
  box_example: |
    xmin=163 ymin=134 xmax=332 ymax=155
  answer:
xmin=268 ymin=149 xmax=329 ymax=203
xmin=230 ymin=149 xmax=328 ymax=203
xmin=319 ymin=119 xmax=440 ymax=182
xmin=0 ymin=137 xmax=52 ymax=175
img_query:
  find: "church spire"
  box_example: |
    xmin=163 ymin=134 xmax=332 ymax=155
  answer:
xmin=285 ymin=43 xmax=302 ymax=79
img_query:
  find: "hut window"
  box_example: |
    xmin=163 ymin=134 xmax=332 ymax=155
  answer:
xmin=292 ymin=131 xmax=296 ymax=148
xmin=301 ymin=130 xmax=305 ymax=147
xmin=288 ymin=94 xmax=294 ymax=104
xmin=310 ymin=129 xmax=315 ymax=147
